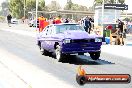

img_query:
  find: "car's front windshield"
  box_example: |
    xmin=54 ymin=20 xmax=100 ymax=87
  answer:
xmin=56 ymin=24 xmax=85 ymax=33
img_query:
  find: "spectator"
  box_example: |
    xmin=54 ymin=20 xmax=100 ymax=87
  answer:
xmin=117 ymin=19 xmax=125 ymax=45
xmin=54 ymin=15 xmax=62 ymax=24
xmin=84 ymin=17 xmax=90 ymax=33
xmin=48 ymin=17 xmax=53 ymax=24
xmin=38 ymin=13 xmax=46 ymax=32
xmin=22 ymin=17 xmax=25 ymax=23
xmin=7 ymin=14 xmax=12 ymax=27
xmin=65 ymin=18 xmax=69 ymax=23
xmin=118 ymin=19 xmax=124 ymax=34
xmin=89 ymin=18 xmax=92 ymax=33
xmin=53 ymin=17 xmax=56 ymax=24
xmin=69 ymin=19 xmax=75 ymax=23
xmin=81 ymin=18 xmax=85 ymax=27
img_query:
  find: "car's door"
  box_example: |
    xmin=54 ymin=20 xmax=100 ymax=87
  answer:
xmin=41 ymin=25 xmax=51 ymax=50
xmin=43 ymin=25 xmax=53 ymax=51
xmin=48 ymin=26 xmax=56 ymax=52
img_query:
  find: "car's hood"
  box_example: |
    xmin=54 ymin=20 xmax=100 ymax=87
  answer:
xmin=63 ymin=30 xmax=97 ymax=39
xmin=38 ymin=30 xmax=102 ymax=41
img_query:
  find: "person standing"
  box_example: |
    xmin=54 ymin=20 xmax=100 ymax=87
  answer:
xmin=7 ymin=14 xmax=12 ymax=27
xmin=89 ymin=18 xmax=92 ymax=34
xmin=48 ymin=17 xmax=53 ymax=24
xmin=38 ymin=13 xmax=46 ymax=32
xmin=117 ymin=19 xmax=125 ymax=45
xmin=65 ymin=18 xmax=69 ymax=23
xmin=54 ymin=16 xmax=62 ymax=24
xmin=80 ymin=18 xmax=85 ymax=27
xmin=84 ymin=17 xmax=90 ymax=33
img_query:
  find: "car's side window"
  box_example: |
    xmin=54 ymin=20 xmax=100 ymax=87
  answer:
xmin=46 ymin=27 xmax=52 ymax=35
xmin=43 ymin=26 xmax=50 ymax=35
xmin=42 ymin=25 xmax=53 ymax=35
xmin=50 ymin=26 xmax=55 ymax=35
xmin=45 ymin=29 xmax=48 ymax=35
xmin=43 ymin=26 xmax=49 ymax=32
xmin=48 ymin=25 xmax=52 ymax=35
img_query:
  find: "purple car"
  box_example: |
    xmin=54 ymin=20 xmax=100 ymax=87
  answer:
xmin=37 ymin=23 xmax=102 ymax=62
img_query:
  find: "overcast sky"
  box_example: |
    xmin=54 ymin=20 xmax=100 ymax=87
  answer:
xmin=0 ymin=0 xmax=132 ymax=13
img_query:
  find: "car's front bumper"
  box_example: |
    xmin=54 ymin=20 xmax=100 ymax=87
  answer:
xmin=61 ymin=42 xmax=102 ymax=54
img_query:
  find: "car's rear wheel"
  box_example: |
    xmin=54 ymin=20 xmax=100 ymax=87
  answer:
xmin=89 ymin=51 xmax=100 ymax=60
xmin=40 ymin=47 xmax=49 ymax=56
xmin=40 ymin=43 xmax=49 ymax=56
xmin=55 ymin=45 xmax=65 ymax=62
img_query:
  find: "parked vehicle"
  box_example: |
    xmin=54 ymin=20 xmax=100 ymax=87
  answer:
xmin=37 ymin=23 xmax=102 ymax=62
xmin=11 ymin=18 xmax=18 ymax=24
xmin=28 ymin=20 xmax=36 ymax=27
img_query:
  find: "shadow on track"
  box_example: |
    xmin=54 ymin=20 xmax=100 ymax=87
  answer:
xmin=49 ymin=54 xmax=115 ymax=65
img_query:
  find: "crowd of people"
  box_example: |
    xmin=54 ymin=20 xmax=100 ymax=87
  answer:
xmin=7 ymin=13 xmax=130 ymax=36
xmin=37 ymin=13 xmax=94 ymax=33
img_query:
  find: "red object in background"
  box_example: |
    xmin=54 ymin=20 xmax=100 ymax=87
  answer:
xmin=53 ymin=20 xmax=55 ymax=24
xmin=55 ymin=19 xmax=61 ymax=24
xmin=43 ymin=21 xmax=49 ymax=31
xmin=38 ymin=16 xmax=49 ymax=32
xmin=55 ymin=18 xmax=62 ymax=24
xmin=107 ymin=25 xmax=113 ymax=30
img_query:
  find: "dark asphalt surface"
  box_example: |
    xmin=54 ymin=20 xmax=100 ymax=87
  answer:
xmin=0 ymin=30 xmax=132 ymax=88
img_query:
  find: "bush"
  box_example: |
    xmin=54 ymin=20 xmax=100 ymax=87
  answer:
xmin=0 ymin=16 xmax=5 ymax=22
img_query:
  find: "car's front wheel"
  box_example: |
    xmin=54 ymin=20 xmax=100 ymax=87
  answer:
xmin=89 ymin=51 xmax=100 ymax=60
xmin=78 ymin=52 xmax=84 ymax=55
xmin=55 ymin=45 xmax=66 ymax=62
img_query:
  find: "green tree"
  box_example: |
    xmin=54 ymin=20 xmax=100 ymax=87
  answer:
xmin=118 ymin=0 xmax=125 ymax=4
xmin=39 ymin=0 xmax=46 ymax=10
xmin=71 ymin=4 xmax=88 ymax=11
xmin=1 ymin=1 xmax=9 ymax=10
xmin=123 ymin=17 xmax=130 ymax=22
xmin=46 ymin=1 xmax=61 ymax=11
xmin=94 ymin=0 xmax=125 ymax=5
xmin=9 ymin=0 xmax=46 ymax=19
xmin=26 ymin=0 xmax=36 ymax=12
xmin=26 ymin=0 xmax=45 ymax=15
xmin=64 ymin=0 xmax=88 ymax=19
xmin=64 ymin=0 xmax=88 ymax=11
xmin=0 ymin=1 xmax=9 ymax=16
xmin=66 ymin=0 xmax=73 ymax=10
xmin=9 ymin=0 xmax=24 ymax=18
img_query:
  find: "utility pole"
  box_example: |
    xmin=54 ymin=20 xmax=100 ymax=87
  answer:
xmin=115 ymin=0 xmax=118 ymax=23
xmin=36 ymin=0 xmax=38 ymax=29
xmin=24 ymin=0 xmax=25 ymax=17
xmin=102 ymin=0 xmax=104 ymax=37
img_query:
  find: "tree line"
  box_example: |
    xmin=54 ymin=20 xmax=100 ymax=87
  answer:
xmin=0 ymin=0 xmax=125 ymax=19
